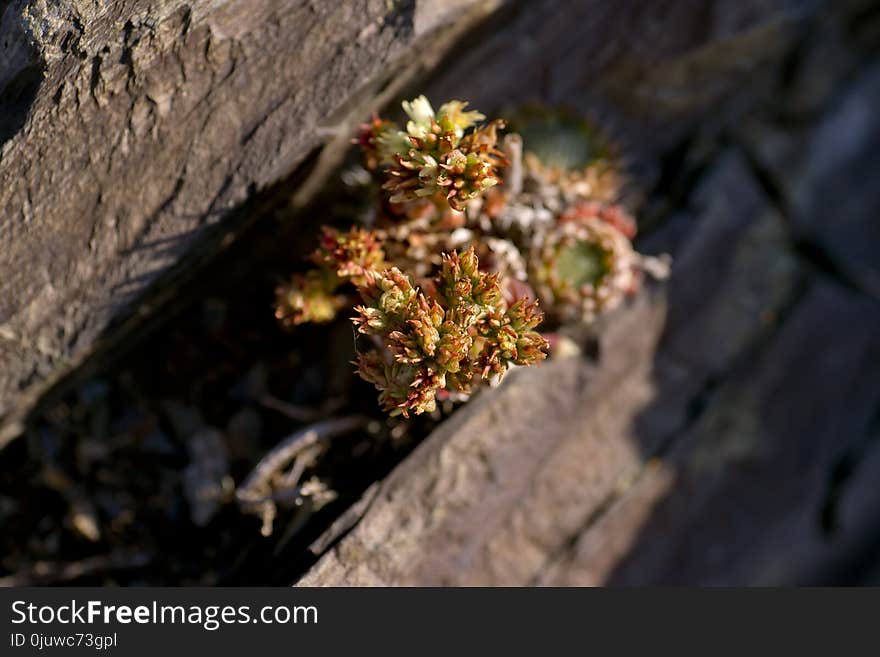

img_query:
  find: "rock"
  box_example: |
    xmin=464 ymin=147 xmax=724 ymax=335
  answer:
xmin=739 ymin=8 xmax=880 ymax=300
xmin=541 ymin=280 xmax=880 ymax=585
xmin=633 ymin=150 xmax=802 ymax=452
xmin=790 ymin=64 xmax=880 ymax=295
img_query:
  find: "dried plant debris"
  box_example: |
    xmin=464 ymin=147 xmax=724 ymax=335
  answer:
xmin=235 ymin=416 xmax=366 ymax=536
xmin=277 ymin=96 xmax=669 ymax=415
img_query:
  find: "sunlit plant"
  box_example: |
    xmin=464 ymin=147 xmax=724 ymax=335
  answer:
xmin=276 ymin=95 xmax=667 ymax=416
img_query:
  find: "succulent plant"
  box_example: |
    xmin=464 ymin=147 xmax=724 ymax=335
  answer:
xmin=529 ymin=202 xmax=640 ymax=324
xmin=278 ymin=95 xmax=669 ymax=416
xmin=510 ymin=105 xmax=625 ymax=204
xmin=313 ymin=225 xmax=387 ymax=287
xmin=361 ymin=95 xmax=508 ymax=212
xmin=275 ymin=226 xmax=387 ymax=327
xmin=352 ymin=248 xmax=547 ymax=416
xmin=275 ymin=269 xmax=345 ymax=327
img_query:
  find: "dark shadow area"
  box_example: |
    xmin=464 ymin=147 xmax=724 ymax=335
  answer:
xmin=0 ymin=2 xmax=42 ymax=152
xmin=0 ymin=62 xmax=41 ymax=147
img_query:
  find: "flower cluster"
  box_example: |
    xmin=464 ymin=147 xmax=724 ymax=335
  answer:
xmin=277 ymin=96 xmax=668 ymax=416
xmin=275 ymin=226 xmax=386 ymax=326
xmin=275 ymin=269 xmax=344 ymax=326
xmin=352 ymin=248 xmax=547 ymax=417
xmin=313 ymin=225 xmax=387 ymax=286
xmin=360 ymin=95 xmax=507 ymax=211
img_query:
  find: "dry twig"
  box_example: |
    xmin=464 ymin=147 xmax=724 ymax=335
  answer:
xmin=236 ymin=415 xmax=367 ymax=535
